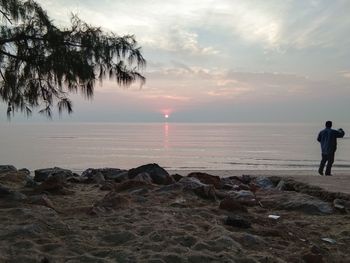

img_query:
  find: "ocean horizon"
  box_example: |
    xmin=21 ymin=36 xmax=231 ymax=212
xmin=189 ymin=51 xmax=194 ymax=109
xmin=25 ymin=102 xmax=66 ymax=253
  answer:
xmin=1 ymin=122 xmax=350 ymax=171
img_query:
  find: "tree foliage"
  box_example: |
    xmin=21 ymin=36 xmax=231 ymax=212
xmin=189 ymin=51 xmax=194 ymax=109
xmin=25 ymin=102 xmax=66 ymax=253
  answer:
xmin=0 ymin=0 xmax=146 ymax=117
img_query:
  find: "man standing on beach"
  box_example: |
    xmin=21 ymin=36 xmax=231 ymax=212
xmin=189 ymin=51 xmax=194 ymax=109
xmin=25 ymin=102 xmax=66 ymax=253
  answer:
xmin=317 ymin=121 xmax=345 ymax=176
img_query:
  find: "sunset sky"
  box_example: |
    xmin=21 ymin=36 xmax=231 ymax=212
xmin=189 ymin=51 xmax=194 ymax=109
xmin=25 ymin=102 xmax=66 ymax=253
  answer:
xmin=2 ymin=0 xmax=350 ymax=122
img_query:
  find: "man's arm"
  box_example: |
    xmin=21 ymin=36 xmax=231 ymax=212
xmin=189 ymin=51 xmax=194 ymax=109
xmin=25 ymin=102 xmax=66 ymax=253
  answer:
xmin=336 ymin=128 xmax=345 ymax=138
xmin=317 ymin=131 xmax=322 ymax=142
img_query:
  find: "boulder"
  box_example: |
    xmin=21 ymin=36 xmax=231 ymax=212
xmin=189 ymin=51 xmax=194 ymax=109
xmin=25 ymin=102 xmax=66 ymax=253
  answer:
xmin=219 ymin=197 xmax=248 ymax=212
xmin=132 ymin=172 xmax=153 ymax=184
xmin=25 ymin=175 xmax=37 ymax=187
xmin=28 ymin=195 xmax=56 ymax=210
xmin=100 ymin=182 xmax=116 ymax=191
xmin=178 ymin=177 xmax=216 ymax=200
xmin=259 ymin=189 xmax=333 ymax=215
xmin=0 ymin=184 xmax=12 ymax=197
xmin=227 ymin=190 xmax=257 ymax=206
xmin=93 ymin=172 xmax=105 ymax=184
xmin=81 ymin=168 xmax=128 ymax=182
xmin=128 ymin=163 xmax=174 ymax=185
xmin=35 ymin=174 xmax=70 ymax=194
xmin=115 ymin=180 xmax=152 ymax=192
xmin=0 ymin=184 xmax=26 ymax=201
xmin=18 ymin=168 xmax=30 ymax=176
xmin=34 ymin=167 xmax=73 ymax=182
xmin=0 ymin=170 xmax=28 ymax=188
xmin=91 ymin=191 xmax=130 ymax=212
xmin=276 ymin=180 xmax=286 ymax=191
xmin=0 ymin=165 xmax=17 ymax=174
xmin=333 ymin=199 xmax=350 ymax=212
xmin=171 ymin=174 xmax=183 ymax=182
xmin=188 ymin=172 xmax=221 ymax=189
xmin=253 ymin=176 xmax=274 ymax=189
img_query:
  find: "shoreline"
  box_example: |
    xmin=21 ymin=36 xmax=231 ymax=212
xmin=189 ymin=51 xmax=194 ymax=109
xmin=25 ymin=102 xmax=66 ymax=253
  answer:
xmin=22 ymin=167 xmax=350 ymax=195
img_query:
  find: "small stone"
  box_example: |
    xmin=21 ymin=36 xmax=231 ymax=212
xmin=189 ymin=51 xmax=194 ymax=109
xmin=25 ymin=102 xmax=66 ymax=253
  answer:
xmin=224 ymin=215 xmax=251 ymax=228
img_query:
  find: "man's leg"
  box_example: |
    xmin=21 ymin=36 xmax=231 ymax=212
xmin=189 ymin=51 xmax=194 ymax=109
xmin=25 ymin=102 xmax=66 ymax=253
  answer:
xmin=325 ymin=152 xmax=335 ymax=176
xmin=319 ymin=154 xmax=327 ymax=175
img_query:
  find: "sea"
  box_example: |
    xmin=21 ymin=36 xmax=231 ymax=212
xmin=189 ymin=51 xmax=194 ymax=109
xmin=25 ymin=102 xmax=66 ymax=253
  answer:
xmin=1 ymin=122 xmax=350 ymax=171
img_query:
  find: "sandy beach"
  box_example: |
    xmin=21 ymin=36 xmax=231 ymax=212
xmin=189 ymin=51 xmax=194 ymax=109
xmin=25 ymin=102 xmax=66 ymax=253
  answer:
xmin=1 ymin=165 xmax=349 ymax=263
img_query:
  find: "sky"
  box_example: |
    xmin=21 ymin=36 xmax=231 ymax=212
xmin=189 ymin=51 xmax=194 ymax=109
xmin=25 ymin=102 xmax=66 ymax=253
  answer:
xmin=1 ymin=0 xmax=350 ymax=122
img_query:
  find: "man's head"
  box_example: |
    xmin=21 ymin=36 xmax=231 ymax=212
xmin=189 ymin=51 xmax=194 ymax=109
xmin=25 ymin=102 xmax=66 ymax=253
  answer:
xmin=325 ymin=121 xmax=332 ymax=128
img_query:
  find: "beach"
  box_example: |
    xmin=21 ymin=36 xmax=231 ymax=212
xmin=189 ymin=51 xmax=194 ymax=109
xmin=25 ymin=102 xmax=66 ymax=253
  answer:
xmin=1 ymin=165 xmax=349 ymax=263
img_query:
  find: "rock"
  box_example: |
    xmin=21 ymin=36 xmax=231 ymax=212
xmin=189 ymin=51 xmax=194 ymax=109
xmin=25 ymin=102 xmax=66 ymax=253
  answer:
xmin=102 ymin=231 xmax=135 ymax=245
xmin=34 ymin=167 xmax=73 ymax=182
xmin=93 ymin=172 xmax=105 ymax=184
xmin=0 ymin=171 xmax=28 ymax=188
xmin=259 ymin=190 xmax=333 ymax=215
xmin=128 ymin=163 xmax=174 ymax=185
xmin=220 ymin=177 xmax=242 ymax=190
xmin=333 ymin=199 xmax=350 ymax=212
xmin=0 ymin=184 xmax=27 ymax=201
xmin=132 ymin=172 xmax=153 ymax=184
xmin=235 ymin=233 xmax=266 ymax=247
xmin=228 ymin=190 xmax=256 ymax=206
xmin=28 ymin=195 xmax=56 ymax=210
xmin=188 ymin=172 xmax=221 ymax=189
xmin=9 ymin=191 xmax=27 ymax=201
xmin=0 ymin=165 xmax=17 ymax=174
xmin=0 ymin=184 xmax=12 ymax=197
xmin=100 ymin=182 xmax=115 ymax=191
xmin=276 ymin=180 xmax=286 ymax=191
xmin=81 ymin=168 xmax=128 ymax=182
xmin=36 ymin=174 xmax=69 ymax=194
xmin=224 ymin=215 xmax=251 ymax=228
xmin=24 ymin=176 xmax=37 ymax=187
xmin=219 ymin=197 xmax=248 ymax=212
xmin=66 ymin=176 xmax=83 ymax=183
xmin=174 ymin=235 xmax=197 ymax=247
xmin=206 ymin=235 xmax=242 ymax=253
xmin=92 ymin=191 xmax=130 ymax=211
xmin=302 ymin=253 xmax=324 ymax=263
xmin=171 ymin=174 xmax=183 ymax=182
xmin=115 ymin=180 xmax=152 ymax=192
xmin=18 ymin=168 xmax=30 ymax=175
xmin=254 ymin=176 xmax=274 ymax=189
xmin=178 ymin=177 xmax=216 ymax=200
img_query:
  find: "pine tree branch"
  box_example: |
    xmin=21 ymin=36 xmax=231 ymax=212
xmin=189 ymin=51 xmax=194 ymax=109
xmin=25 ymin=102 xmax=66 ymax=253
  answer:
xmin=0 ymin=10 xmax=12 ymax=24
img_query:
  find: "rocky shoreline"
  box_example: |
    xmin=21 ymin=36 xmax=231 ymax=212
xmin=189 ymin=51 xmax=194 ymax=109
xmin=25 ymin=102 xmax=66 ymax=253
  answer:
xmin=1 ymin=164 xmax=349 ymax=262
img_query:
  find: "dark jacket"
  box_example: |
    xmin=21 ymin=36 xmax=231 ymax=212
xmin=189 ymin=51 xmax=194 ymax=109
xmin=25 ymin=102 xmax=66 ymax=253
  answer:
xmin=317 ymin=128 xmax=345 ymax=154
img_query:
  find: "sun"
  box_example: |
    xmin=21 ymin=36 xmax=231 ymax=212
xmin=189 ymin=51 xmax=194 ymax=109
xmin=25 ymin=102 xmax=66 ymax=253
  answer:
xmin=164 ymin=114 xmax=169 ymax=119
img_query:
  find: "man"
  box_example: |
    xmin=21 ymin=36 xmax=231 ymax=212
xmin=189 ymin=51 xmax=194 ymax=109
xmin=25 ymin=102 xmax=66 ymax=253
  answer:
xmin=317 ymin=121 xmax=345 ymax=176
